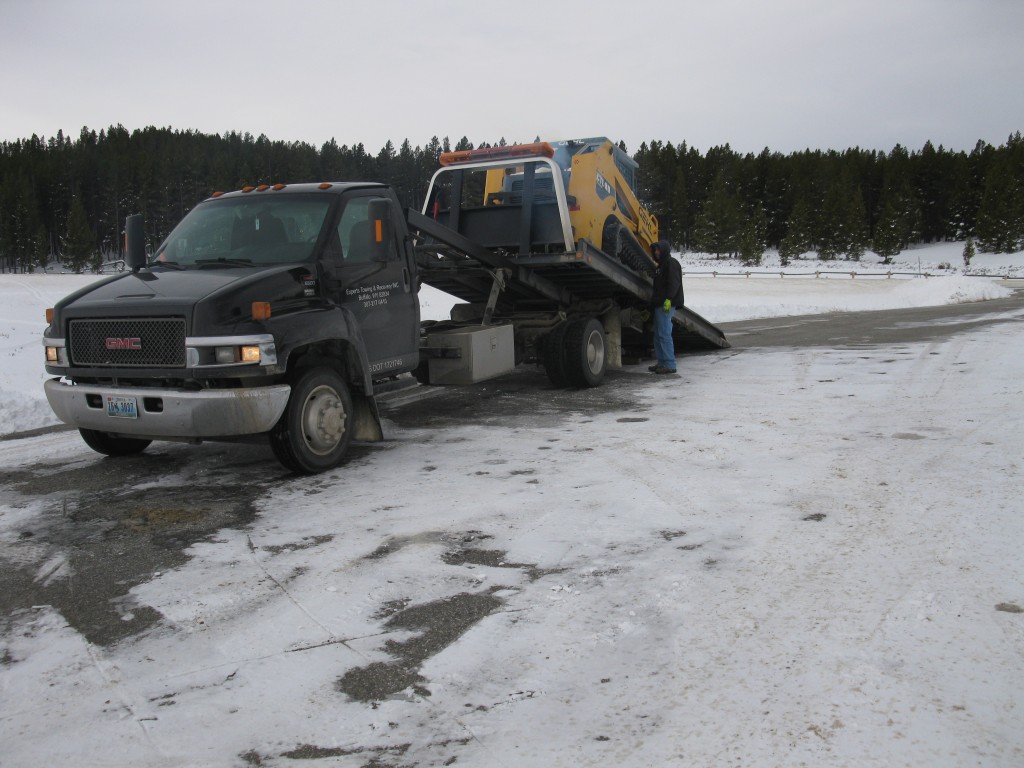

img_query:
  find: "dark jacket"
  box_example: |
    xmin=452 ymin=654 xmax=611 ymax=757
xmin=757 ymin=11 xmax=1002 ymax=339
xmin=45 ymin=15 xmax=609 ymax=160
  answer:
xmin=651 ymin=239 xmax=684 ymax=307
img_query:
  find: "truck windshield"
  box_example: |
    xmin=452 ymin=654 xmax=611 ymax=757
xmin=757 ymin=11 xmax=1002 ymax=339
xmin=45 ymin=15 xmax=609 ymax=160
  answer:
xmin=154 ymin=195 xmax=332 ymax=267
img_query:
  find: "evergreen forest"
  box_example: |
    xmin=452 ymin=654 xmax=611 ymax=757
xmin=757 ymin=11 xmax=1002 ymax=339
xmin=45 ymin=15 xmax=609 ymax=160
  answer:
xmin=1 ymin=125 xmax=1022 ymax=273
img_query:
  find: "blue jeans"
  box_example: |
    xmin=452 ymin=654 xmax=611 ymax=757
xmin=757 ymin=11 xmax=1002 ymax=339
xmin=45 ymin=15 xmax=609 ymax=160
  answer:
xmin=653 ymin=307 xmax=676 ymax=370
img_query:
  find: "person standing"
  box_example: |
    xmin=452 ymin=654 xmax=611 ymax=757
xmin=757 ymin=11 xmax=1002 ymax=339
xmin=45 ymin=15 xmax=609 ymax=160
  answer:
xmin=649 ymin=239 xmax=684 ymax=374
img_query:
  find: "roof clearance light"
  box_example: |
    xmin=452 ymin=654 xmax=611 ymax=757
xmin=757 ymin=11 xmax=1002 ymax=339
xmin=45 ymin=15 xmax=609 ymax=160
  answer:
xmin=241 ymin=186 xmax=256 ymax=193
xmin=256 ymin=184 xmax=270 ymax=192
xmin=439 ymin=142 xmax=555 ymax=166
xmin=318 ymin=183 xmax=333 ymax=190
xmin=272 ymin=183 xmax=286 ymax=191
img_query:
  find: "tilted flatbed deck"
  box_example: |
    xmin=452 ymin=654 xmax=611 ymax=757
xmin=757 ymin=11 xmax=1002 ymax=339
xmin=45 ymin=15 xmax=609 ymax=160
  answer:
xmin=408 ymin=209 xmax=729 ymax=352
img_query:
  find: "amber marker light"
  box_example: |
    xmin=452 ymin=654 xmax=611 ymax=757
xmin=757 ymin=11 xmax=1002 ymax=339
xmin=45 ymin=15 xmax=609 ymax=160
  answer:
xmin=45 ymin=308 xmax=54 ymax=324
xmin=252 ymin=301 xmax=272 ymax=321
xmin=240 ymin=346 xmax=261 ymax=363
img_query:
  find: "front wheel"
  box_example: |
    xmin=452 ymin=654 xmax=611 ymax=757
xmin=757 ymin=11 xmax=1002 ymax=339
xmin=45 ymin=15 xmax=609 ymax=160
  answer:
xmin=79 ymin=429 xmax=152 ymax=456
xmin=270 ymin=366 xmax=354 ymax=474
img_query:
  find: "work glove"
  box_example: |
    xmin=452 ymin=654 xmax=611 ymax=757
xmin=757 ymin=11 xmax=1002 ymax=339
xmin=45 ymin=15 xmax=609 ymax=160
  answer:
xmin=662 ymin=299 xmax=672 ymax=314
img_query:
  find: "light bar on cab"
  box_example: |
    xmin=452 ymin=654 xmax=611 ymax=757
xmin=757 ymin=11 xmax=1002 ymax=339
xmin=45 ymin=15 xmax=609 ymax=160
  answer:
xmin=439 ymin=142 xmax=555 ymax=166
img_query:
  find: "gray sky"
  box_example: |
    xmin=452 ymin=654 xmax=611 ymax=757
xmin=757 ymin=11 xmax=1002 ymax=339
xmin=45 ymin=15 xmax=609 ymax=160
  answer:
xmin=2 ymin=0 xmax=1022 ymax=156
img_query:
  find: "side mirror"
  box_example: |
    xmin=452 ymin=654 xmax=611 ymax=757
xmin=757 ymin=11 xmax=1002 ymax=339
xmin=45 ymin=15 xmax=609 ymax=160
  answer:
xmin=125 ymin=214 xmax=147 ymax=272
xmin=367 ymin=198 xmax=394 ymax=262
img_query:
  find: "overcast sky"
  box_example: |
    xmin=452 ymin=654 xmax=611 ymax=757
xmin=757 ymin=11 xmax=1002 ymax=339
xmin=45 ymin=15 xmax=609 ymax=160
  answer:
xmin=2 ymin=0 xmax=1022 ymax=156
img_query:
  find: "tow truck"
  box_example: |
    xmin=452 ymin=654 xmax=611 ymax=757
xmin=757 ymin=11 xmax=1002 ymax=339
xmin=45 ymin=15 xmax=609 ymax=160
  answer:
xmin=43 ymin=139 xmax=728 ymax=473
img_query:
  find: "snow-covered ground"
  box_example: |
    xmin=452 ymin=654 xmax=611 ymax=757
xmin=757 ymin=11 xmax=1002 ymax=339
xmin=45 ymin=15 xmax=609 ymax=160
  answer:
xmin=1 ymin=242 xmax=1022 ymax=767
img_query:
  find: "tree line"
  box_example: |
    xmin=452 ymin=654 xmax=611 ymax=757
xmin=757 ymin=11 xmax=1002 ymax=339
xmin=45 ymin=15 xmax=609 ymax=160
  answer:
xmin=634 ymin=134 xmax=1024 ymax=265
xmin=0 ymin=125 xmax=1021 ymax=272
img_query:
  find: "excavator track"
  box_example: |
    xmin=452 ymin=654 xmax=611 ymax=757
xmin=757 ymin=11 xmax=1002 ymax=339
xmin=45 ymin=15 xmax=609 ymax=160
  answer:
xmin=603 ymin=219 xmax=655 ymax=277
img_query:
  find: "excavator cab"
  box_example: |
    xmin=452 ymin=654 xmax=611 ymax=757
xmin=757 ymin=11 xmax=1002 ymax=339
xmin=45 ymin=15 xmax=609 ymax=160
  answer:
xmin=423 ymin=137 xmax=658 ymax=274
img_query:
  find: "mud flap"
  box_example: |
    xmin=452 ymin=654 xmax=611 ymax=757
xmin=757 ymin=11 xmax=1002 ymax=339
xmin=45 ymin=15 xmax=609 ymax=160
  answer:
xmin=351 ymin=392 xmax=384 ymax=442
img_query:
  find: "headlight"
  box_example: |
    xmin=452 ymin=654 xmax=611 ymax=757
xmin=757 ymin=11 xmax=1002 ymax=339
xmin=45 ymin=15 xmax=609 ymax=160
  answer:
xmin=214 ymin=345 xmax=262 ymax=364
xmin=188 ymin=335 xmax=277 ymax=368
xmin=44 ymin=340 xmax=67 ymax=366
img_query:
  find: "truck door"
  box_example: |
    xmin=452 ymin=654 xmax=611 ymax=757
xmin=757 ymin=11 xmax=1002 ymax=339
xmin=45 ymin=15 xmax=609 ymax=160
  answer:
xmin=329 ymin=193 xmax=419 ymax=377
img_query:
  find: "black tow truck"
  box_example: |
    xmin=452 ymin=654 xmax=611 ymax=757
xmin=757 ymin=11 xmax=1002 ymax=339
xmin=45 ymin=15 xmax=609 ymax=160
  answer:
xmin=44 ymin=182 xmax=420 ymax=474
xmin=44 ymin=145 xmax=728 ymax=474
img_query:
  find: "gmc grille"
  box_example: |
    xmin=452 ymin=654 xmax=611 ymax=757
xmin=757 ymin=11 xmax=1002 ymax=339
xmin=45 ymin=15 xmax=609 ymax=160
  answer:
xmin=68 ymin=318 xmax=187 ymax=368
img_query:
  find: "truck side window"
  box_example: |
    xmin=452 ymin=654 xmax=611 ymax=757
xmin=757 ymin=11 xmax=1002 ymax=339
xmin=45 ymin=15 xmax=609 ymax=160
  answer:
xmin=336 ymin=197 xmax=398 ymax=264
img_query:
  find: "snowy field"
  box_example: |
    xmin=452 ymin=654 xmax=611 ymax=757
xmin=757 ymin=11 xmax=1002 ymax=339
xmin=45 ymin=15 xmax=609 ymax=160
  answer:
xmin=1 ymin=242 xmax=1023 ymax=767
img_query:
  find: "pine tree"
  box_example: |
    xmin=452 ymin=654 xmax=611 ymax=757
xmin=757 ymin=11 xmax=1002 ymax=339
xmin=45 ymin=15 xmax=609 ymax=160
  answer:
xmin=738 ymin=206 xmax=767 ymax=266
xmin=976 ymin=143 xmax=1024 ymax=253
xmin=63 ymin=196 xmax=96 ymax=273
xmin=962 ymin=238 xmax=975 ymax=270
xmin=817 ymin=180 xmax=845 ymax=260
xmin=872 ymin=195 xmax=902 ymax=263
xmin=779 ymin=197 xmax=812 ymax=264
xmin=844 ymin=186 xmax=869 ymax=260
xmin=669 ymin=168 xmax=689 ymax=247
xmin=693 ymin=172 xmax=741 ymax=257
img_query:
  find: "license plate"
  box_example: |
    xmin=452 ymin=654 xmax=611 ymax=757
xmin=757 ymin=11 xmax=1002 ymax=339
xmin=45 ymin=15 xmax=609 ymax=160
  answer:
xmin=106 ymin=395 xmax=138 ymax=419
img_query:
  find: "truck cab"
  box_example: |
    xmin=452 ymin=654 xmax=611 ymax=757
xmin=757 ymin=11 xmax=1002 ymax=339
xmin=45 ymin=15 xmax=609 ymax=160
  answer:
xmin=43 ymin=182 xmax=419 ymax=474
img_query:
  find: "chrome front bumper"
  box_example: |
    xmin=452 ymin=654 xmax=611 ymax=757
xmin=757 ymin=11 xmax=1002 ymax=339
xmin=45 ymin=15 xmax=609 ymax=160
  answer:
xmin=44 ymin=379 xmax=291 ymax=438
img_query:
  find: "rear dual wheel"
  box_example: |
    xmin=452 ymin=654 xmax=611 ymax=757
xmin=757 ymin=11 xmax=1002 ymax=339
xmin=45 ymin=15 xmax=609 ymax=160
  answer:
xmin=543 ymin=320 xmax=572 ymax=388
xmin=543 ymin=317 xmax=607 ymax=389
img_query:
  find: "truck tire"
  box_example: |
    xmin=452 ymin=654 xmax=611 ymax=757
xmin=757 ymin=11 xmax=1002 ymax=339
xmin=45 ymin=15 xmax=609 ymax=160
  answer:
xmin=564 ymin=317 xmax=607 ymax=388
xmin=79 ymin=429 xmax=152 ymax=457
xmin=270 ymin=366 xmax=354 ymax=474
xmin=542 ymin=320 xmax=573 ymax=388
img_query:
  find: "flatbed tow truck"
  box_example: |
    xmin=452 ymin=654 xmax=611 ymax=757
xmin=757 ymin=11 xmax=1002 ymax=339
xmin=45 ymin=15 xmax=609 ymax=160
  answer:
xmin=43 ymin=139 xmax=729 ymax=473
xmin=409 ymin=139 xmax=728 ymax=388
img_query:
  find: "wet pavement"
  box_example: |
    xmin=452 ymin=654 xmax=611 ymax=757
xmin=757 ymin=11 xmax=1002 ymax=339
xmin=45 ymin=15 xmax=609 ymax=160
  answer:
xmin=0 ymin=443 xmax=279 ymax=645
